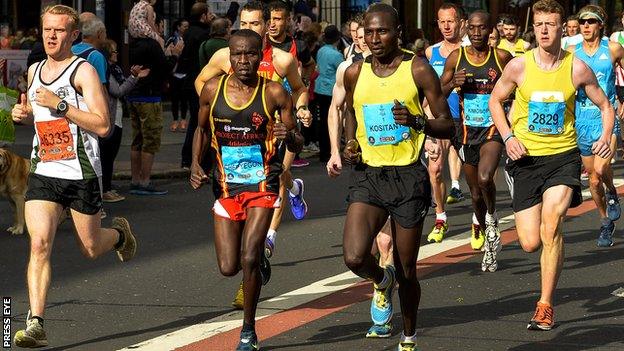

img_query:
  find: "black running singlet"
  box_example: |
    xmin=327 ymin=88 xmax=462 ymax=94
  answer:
xmin=210 ymin=75 xmax=281 ymax=198
xmin=456 ymin=46 xmax=503 ymax=145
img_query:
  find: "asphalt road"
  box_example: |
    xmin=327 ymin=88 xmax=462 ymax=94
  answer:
xmin=1 ymin=158 xmax=623 ymax=351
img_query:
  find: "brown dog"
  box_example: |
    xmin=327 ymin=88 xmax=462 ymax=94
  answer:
xmin=0 ymin=148 xmax=30 ymax=235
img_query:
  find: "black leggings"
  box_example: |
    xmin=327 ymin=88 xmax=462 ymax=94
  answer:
xmin=99 ymin=125 xmax=123 ymax=192
xmin=315 ymin=93 xmax=332 ymax=162
xmin=170 ymin=76 xmax=188 ymax=121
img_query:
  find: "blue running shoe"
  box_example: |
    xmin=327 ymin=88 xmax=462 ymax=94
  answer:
xmin=236 ymin=330 xmax=259 ymax=351
xmin=370 ymin=265 xmax=396 ymax=325
xmin=365 ymin=323 xmax=392 ymax=338
xmin=597 ymin=220 xmax=615 ymax=247
xmin=606 ymin=191 xmax=621 ymax=221
xmin=289 ymin=178 xmax=307 ymax=220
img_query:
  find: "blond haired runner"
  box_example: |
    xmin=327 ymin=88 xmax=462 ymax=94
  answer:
xmin=12 ymin=5 xmax=136 ymax=348
xmin=489 ymin=0 xmax=613 ymax=331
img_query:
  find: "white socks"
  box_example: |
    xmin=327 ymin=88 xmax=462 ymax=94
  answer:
xmin=436 ymin=212 xmax=447 ymax=222
xmin=267 ymin=229 xmax=277 ymax=242
xmin=401 ymin=331 xmax=417 ymax=343
xmin=451 ymin=180 xmax=460 ymax=190
xmin=288 ymin=180 xmax=300 ymax=197
xmin=485 ymin=212 xmax=497 ymax=224
xmin=472 ymin=213 xmax=479 ymax=225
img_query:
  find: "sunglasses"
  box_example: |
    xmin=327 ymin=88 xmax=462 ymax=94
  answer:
xmin=579 ymin=18 xmax=601 ymax=25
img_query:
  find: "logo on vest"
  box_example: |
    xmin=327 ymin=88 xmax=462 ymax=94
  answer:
xmin=251 ymin=112 xmax=264 ymax=130
xmin=55 ymin=86 xmax=69 ymax=99
xmin=487 ymin=67 xmax=498 ymax=81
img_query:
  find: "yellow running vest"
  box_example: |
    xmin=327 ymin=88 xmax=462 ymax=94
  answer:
xmin=353 ymin=53 xmax=425 ymax=167
xmin=498 ymin=38 xmax=527 ymax=57
xmin=512 ymin=49 xmax=577 ymax=156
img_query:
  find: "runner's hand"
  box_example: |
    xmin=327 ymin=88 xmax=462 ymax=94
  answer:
xmin=343 ymin=139 xmax=361 ymax=165
xmin=425 ymin=138 xmax=441 ymax=162
xmin=190 ymin=162 xmax=208 ymax=189
xmin=505 ymin=136 xmax=528 ymax=160
xmin=274 ymin=122 xmax=287 ymax=140
xmin=296 ymin=106 xmax=312 ymax=127
xmin=453 ymin=68 xmax=467 ymax=87
xmin=592 ymin=138 xmax=611 ymax=159
xmin=326 ymin=153 xmax=342 ymax=178
xmin=34 ymin=87 xmax=61 ymax=110
xmin=392 ymin=99 xmax=413 ymax=126
xmin=12 ymin=93 xmax=30 ymax=123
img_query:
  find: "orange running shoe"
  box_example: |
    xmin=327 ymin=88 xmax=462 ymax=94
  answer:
xmin=527 ymin=301 xmax=554 ymax=331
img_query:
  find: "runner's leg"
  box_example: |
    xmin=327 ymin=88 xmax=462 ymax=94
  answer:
xmin=343 ymin=202 xmax=389 ymax=283
xmin=391 ymin=219 xmax=424 ymax=336
xmin=539 ymin=185 xmax=573 ymax=305
xmin=463 ymin=162 xmax=486 ymax=227
xmin=214 ymin=217 xmax=243 ymax=277
xmin=514 ymin=204 xmax=543 ymax=253
xmin=241 ymin=207 xmax=274 ymax=325
xmin=427 ymin=140 xmax=450 ymax=242
xmin=71 ymin=210 xmax=121 ymax=259
xmin=25 ymin=201 xmax=64 ymax=317
xmin=429 ymin=140 xmax=449 ymax=214
xmin=478 ymin=141 xmax=503 ymax=215
xmin=376 ymin=220 xmax=394 ymax=267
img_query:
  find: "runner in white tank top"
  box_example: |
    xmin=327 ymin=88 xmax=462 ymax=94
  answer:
xmin=28 ymin=57 xmax=101 ymax=180
xmin=10 ymin=5 xmax=137 ymax=349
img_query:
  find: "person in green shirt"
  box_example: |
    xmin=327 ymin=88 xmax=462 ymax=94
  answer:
xmin=198 ymin=17 xmax=231 ymax=68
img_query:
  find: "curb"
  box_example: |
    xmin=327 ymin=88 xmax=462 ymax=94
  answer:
xmin=112 ymin=168 xmax=190 ymax=180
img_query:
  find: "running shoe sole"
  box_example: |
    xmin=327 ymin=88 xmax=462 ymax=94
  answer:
xmin=14 ymin=331 xmax=48 ymax=348
xmin=527 ymin=320 xmax=554 ymax=331
xmin=113 ymin=217 xmax=137 ymax=262
xmin=365 ymin=323 xmax=392 ymax=338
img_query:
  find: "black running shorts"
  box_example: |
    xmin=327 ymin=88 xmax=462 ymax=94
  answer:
xmin=25 ymin=173 xmax=102 ymax=215
xmin=504 ymin=148 xmax=582 ymax=212
xmin=347 ymin=161 xmax=431 ymax=228
xmin=457 ymin=138 xmax=503 ymax=167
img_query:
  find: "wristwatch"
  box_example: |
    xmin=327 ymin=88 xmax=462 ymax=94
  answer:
xmin=412 ymin=114 xmax=426 ymax=133
xmin=56 ymin=99 xmax=69 ymax=116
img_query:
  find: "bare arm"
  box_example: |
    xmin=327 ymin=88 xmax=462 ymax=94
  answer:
xmin=489 ymin=56 xmax=526 ymax=159
xmin=411 ymin=58 xmax=454 ymax=138
xmin=194 ymin=47 xmax=230 ymax=95
xmin=328 ymin=60 xmax=350 ymax=156
xmin=439 ymin=49 xmax=460 ymax=97
xmin=68 ymin=63 xmax=110 ymax=137
xmin=275 ymin=51 xmax=311 ymax=125
xmin=343 ymin=62 xmax=361 ymax=144
xmin=609 ymin=41 xmax=624 ymax=69
xmin=190 ymin=77 xmax=218 ymax=189
xmin=267 ymin=81 xmax=303 ymax=153
xmin=12 ymin=64 xmax=36 ymax=125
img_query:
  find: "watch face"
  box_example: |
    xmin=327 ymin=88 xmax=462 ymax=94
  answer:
xmin=57 ymin=100 xmax=68 ymax=115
